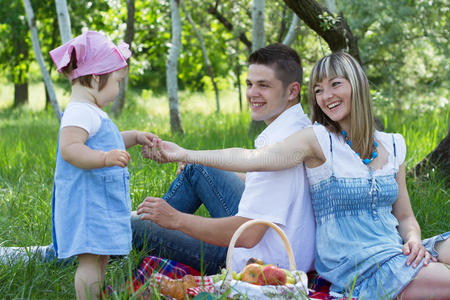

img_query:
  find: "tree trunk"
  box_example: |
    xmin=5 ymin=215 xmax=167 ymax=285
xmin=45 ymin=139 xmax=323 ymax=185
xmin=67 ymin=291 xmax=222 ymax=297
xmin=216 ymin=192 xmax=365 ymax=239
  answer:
xmin=282 ymin=13 xmax=299 ymax=46
xmin=249 ymin=0 xmax=266 ymax=135
xmin=54 ymin=0 xmax=72 ymax=43
xmin=23 ymin=0 xmax=61 ymax=121
xmin=236 ymin=60 xmax=243 ymax=112
xmin=46 ymin=16 xmax=59 ymax=111
xmin=166 ymin=0 xmax=183 ymax=134
xmin=251 ymin=0 xmax=265 ymax=52
xmin=13 ymin=35 xmax=29 ymax=107
xmin=111 ymin=0 xmax=135 ymax=117
xmin=184 ymin=9 xmax=220 ymax=113
xmin=414 ymin=126 xmax=450 ymax=179
xmin=282 ymin=0 xmax=361 ymax=64
xmin=13 ymin=82 xmax=28 ymax=107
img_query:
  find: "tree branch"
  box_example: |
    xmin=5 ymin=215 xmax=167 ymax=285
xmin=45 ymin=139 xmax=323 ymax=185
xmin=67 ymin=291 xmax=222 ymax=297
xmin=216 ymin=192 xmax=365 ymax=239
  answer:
xmin=283 ymin=0 xmax=361 ymax=64
xmin=207 ymin=4 xmax=252 ymax=51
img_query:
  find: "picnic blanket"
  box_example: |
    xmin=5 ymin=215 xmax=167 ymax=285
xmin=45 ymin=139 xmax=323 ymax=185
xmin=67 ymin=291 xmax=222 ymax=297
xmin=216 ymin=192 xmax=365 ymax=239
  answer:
xmin=106 ymin=255 xmax=356 ymax=299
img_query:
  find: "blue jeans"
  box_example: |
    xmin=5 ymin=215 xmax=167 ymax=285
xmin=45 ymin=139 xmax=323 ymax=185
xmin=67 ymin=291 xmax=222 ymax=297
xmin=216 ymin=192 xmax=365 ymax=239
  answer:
xmin=131 ymin=164 xmax=245 ymax=274
xmin=25 ymin=165 xmax=244 ymax=274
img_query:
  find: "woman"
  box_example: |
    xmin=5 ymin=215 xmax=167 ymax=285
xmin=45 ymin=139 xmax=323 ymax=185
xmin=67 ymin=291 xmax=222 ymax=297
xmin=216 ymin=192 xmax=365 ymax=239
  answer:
xmin=150 ymin=52 xmax=450 ymax=299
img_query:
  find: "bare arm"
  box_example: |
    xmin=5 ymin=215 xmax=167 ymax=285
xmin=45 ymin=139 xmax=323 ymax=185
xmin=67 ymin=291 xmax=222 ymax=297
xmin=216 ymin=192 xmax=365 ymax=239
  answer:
xmin=392 ymin=163 xmax=436 ymax=267
xmin=137 ymin=197 xmax=268 ymax=248
xmin=121 ymin=130 xmax=158 ymax=149
xmin=60 ymin=126 xmax=130 ymax=169
xmin=155 ymin=127 xmax=317 ymax=173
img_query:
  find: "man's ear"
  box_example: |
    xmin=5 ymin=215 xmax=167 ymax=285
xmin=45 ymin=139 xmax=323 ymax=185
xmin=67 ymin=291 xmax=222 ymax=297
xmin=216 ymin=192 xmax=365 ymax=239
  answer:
xmin=288 ymin=82 xmax=301 ymax=101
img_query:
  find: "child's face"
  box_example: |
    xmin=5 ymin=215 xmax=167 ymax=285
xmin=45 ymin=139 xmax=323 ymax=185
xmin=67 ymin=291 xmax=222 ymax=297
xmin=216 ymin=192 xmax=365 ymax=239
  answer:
xmin=95 ymin=69 xmax=127 ymax=108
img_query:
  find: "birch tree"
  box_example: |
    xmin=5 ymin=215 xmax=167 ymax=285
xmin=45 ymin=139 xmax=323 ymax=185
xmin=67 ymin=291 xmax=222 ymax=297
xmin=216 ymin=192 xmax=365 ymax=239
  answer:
xmin=251 ymin=0 xmax=265 ymax=52
xmin=54 ymin=0 xmax=72 ymax=43
xmin=166 ymin=0 xmax=184 ymax=134
xmin=282 ymin=13 xmax=299 ymax=46
xmin=249 ymin=0 xmax=266 ymax=135
xmin=111 ymin=0 xmax=135 ymax=116
xmin=22 ymin=0 xmax=61 ymax=121
xmin=184 ymin=8 xmax=220 ymax=113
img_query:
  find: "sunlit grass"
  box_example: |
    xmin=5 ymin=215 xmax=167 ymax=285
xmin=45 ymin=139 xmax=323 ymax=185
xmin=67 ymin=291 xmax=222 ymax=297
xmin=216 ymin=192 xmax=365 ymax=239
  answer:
xmin=0 ymin=80 xmax=448 ymax=298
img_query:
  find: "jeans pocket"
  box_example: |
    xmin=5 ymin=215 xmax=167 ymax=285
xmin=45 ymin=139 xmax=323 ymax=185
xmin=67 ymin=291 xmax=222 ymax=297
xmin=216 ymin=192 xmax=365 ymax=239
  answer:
xmin=104 ymin=172 xmax=131 ymax=218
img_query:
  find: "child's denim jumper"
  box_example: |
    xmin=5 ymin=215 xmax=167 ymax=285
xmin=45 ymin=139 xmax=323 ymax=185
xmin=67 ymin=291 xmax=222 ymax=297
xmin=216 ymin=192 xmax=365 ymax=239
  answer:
xmin=306 ymin=124 xmax=449 ymax=299
xmin=52 ymin=116 xmax=131 ymax=258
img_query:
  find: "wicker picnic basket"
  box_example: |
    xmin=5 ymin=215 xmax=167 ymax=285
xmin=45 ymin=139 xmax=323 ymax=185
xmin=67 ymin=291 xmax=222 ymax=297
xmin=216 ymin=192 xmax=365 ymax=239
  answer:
xmin=213 ymin=219 xmax=309 ymax=299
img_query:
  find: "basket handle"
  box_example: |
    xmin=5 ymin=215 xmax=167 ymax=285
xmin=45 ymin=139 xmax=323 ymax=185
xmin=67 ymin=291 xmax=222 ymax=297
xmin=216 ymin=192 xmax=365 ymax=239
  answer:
xmin=225 ymin=219 xmax=297 ymax=282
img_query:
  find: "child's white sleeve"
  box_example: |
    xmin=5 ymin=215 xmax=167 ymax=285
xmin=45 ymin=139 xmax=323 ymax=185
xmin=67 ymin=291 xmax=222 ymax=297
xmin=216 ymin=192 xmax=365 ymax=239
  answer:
xmin=61 ymin=103 xmax=102 ymax=138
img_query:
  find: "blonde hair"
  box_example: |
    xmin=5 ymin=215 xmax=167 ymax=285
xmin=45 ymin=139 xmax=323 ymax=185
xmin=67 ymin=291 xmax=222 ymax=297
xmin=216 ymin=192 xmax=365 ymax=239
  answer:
xmin=308 ymin=51 xmax=375 ymax=158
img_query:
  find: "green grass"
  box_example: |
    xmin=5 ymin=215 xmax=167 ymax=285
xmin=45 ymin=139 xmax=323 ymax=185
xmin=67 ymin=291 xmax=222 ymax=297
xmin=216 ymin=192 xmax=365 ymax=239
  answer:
xmin=0 ymin=81 xmax=449 ymax=299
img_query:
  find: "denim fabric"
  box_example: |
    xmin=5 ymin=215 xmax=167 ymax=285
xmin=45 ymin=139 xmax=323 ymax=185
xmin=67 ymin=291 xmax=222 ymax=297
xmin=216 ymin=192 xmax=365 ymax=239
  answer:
xmin=52 ymin=117 xmax=131 ymax=258
xmin=308 ymin=128 xmax=450 ymax=299
xmin=131 ymin=164 xmax=245 ymax=274
xmin=163 ymin=164 xmax=244 ymax=217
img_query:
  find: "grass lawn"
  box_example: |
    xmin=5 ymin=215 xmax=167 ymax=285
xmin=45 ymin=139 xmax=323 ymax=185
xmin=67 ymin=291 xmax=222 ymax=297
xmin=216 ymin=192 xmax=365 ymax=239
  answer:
xmin=0 ymin=81 xmax=448 ymax=299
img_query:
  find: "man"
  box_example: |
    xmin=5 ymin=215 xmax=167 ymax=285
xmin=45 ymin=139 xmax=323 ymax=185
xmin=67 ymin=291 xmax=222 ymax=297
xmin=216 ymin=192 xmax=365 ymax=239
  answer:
xmin=0 ymin=44 xmax=315 ymax=275
xmin=136 ymin=43 xmax=315 ymax=274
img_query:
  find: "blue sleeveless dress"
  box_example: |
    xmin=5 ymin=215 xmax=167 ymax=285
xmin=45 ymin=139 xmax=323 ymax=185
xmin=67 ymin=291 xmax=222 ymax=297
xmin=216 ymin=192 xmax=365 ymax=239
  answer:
xmin=306 ymin=124 xmax=449 ymax=299
xmin=52 ymin=116 xmax=132 ymax=258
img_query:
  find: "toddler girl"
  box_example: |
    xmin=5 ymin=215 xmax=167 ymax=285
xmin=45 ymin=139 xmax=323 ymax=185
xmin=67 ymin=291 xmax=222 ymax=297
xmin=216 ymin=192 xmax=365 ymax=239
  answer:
xmin=49 ymin=31 xmax=157 ymax=300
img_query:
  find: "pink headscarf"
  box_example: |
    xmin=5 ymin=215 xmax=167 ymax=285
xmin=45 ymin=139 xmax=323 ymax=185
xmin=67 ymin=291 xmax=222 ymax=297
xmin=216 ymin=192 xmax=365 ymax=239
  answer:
xmin=49 ymin=31 xmax=132 ymax=81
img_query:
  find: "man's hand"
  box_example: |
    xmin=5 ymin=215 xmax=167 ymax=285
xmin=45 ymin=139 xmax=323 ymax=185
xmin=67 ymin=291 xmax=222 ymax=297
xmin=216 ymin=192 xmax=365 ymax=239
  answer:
xmin=104 ymin=149 xmax=131 ymax=168
xmin=137 ymin=197 xmax=181 ymax=230
xmin=403 ymin=238 xmax=437 ymax=268
xmin=136 ymin=131 xmax=158 ymax=147
xmin=176 ymin=162 xmax=187 ymax=175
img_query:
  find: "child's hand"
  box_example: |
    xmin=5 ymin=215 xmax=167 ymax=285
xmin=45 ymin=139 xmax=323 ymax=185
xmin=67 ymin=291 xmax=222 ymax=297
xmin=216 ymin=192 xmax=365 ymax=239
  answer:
xmin=104 ymin=149 xmax=131 ymax=168
xmin=136 ymin=131 xmax=158 ymax=147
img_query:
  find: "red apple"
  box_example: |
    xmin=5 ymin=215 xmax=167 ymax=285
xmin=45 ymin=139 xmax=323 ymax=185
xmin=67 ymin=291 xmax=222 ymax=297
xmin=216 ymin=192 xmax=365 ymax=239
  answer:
xmin=259 ymin=265 xmax=287 ymax=285
xmin=240 ymin=263 xmax=264 ymax=285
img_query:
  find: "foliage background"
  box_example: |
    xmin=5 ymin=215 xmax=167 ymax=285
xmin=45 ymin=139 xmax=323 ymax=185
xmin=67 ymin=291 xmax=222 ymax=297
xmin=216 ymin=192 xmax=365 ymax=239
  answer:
xmin=0 ymin=0 xmax=448 ymax=298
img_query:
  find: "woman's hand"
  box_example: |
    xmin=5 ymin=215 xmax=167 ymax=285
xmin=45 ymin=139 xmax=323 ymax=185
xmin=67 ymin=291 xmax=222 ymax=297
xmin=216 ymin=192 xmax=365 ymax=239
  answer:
xmin=104 ymin=149 xmax=131 ymax=168
xmin=137 ymin=197 xmax=181 ymax=230
xmin=149 ymin=139 xmax=187 ymax=163
xmin=403 ymin=238 xmax=437 ymax=268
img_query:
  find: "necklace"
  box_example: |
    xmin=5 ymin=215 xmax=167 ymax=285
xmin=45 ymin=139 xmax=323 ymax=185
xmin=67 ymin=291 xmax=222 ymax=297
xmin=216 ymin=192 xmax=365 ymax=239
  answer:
xmin=341 ymin=130 xmax=378 ymax=165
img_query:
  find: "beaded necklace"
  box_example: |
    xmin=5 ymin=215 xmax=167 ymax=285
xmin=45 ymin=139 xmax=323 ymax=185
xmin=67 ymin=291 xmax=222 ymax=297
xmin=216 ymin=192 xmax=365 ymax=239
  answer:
xmin=341 ymin=130 xmax=378 ymax=165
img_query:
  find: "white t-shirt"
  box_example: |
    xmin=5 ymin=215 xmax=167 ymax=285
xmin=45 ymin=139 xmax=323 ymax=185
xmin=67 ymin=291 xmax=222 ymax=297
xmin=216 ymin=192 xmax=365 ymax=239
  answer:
xmin=61 ymin=102 xmax=109 ymax=137
xmin=232 ymin=104 xmax=316 ymax=272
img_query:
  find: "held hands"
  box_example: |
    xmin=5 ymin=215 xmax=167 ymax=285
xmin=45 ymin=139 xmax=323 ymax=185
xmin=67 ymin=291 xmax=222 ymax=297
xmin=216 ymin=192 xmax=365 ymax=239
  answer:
xmin=104 ymin=149 xmax=131 ymax=168
xmin=136 ymin=197 xmax=181 ymax=230
xmin=136 ymin=131 xmax=159 ymax=147
xmin=141 ymin=138 xmax=187 ymax=164
xmin=403 ymin=238 xmax=437 ymax=268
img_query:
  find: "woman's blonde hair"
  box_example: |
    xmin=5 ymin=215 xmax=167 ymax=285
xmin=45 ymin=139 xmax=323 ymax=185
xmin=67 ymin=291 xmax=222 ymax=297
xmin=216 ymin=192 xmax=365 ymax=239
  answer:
xmin=308 ymin=51 xmax=375 ymax=158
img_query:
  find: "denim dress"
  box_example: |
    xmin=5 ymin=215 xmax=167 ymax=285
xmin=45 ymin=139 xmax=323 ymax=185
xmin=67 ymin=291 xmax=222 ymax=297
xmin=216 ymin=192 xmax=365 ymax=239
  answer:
xmin=306 ymin=124 xmax=449 ymax=299
xmin=52 ymin=117 xmax=132 ymax=258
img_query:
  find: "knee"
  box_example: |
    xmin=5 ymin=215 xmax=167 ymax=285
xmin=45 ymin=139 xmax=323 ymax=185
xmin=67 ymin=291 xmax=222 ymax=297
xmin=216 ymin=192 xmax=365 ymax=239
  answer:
xmin=436 ymin=238 xmax=450 ymax=264
xmin=180 ymin=164 xmax=198 ymax=176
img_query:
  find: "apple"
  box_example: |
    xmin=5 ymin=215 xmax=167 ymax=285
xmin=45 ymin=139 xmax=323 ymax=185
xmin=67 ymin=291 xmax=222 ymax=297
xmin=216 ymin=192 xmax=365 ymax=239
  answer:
xmin=240 ymin=263 xmax=264 ymax=285
xmin=259 ymin=265 xmax=287 ymax=285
